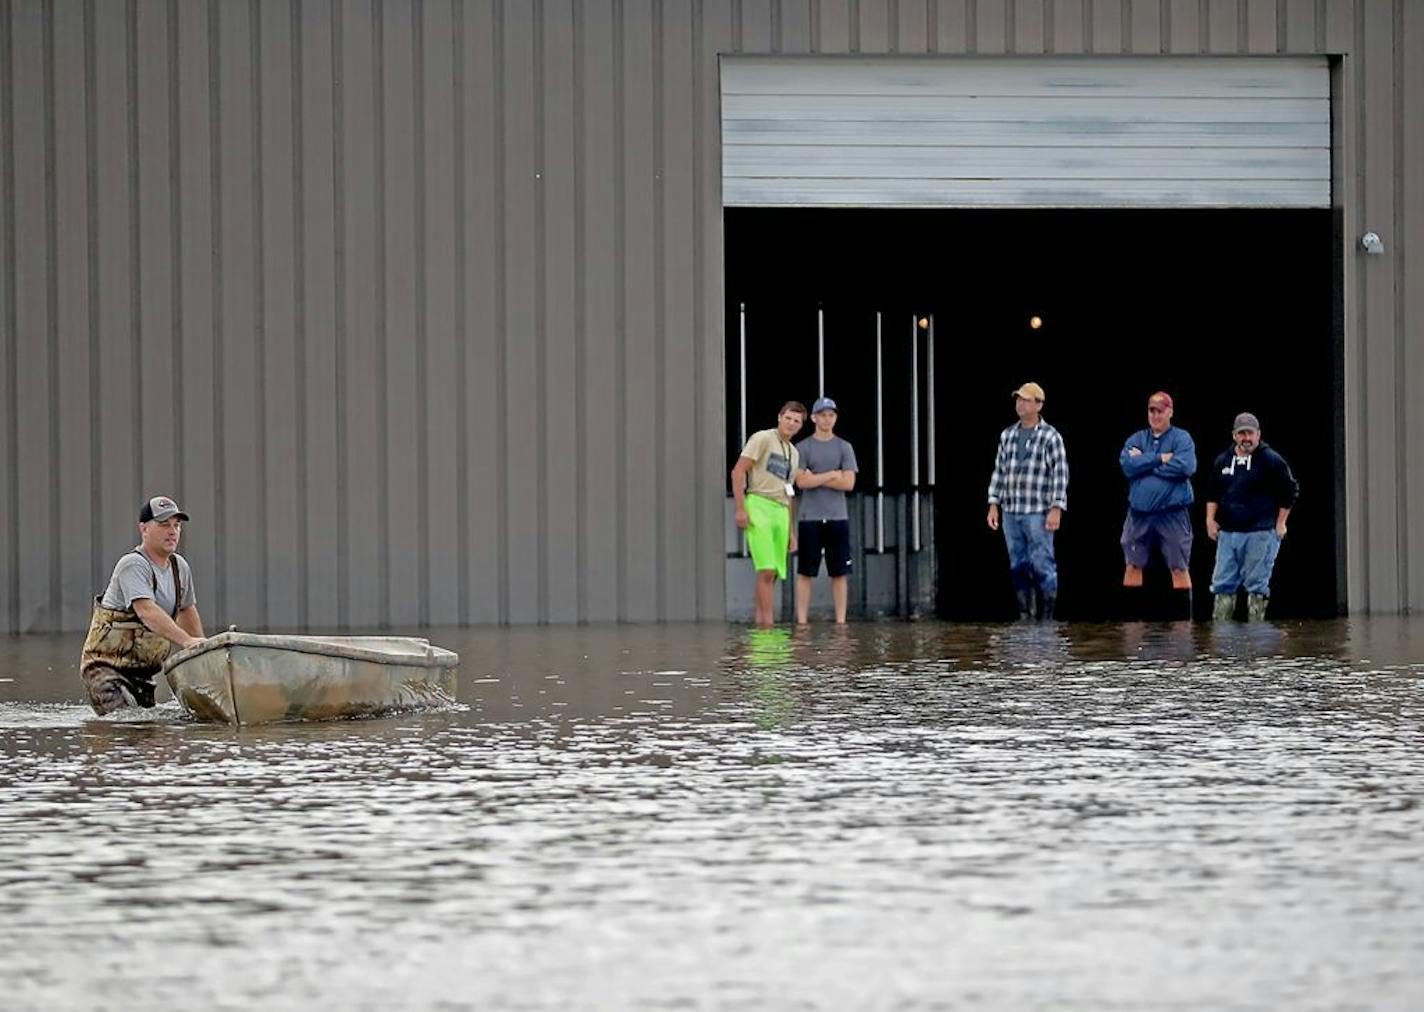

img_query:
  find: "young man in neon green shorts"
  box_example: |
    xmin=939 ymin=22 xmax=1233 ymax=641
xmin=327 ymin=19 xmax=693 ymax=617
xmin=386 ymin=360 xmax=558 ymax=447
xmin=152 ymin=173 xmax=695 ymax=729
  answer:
xmin=731 ymin=402 xmax=806 ymax=626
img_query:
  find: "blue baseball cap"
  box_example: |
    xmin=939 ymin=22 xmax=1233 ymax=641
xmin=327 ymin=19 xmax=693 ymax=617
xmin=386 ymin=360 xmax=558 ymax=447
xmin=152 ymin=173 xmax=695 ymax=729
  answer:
xmin=811 ymin=397 xmax=838 ymax=414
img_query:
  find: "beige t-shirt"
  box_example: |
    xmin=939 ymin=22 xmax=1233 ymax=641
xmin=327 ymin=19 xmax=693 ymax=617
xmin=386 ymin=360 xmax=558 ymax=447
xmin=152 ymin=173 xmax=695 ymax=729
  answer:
xmin=740 ymin=428 xmax=800 ymax=506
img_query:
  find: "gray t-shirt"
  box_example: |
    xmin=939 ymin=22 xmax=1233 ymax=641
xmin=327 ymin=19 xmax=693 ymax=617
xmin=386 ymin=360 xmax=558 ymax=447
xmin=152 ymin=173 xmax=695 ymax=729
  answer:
xmin=795 ymin=435 xmax=859 ymax=522
xmin=100 ymin=550 xmax=196 ymax=617
xmin=1015 ymin=425 xmax=1033 ymax=463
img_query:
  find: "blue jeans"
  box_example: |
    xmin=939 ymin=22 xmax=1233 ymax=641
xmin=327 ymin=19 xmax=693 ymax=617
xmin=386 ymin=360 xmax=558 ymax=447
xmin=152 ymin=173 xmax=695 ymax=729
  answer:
xmin=1002 ymin=511 xmax=1058 ymax=595
xmin=1210 ymin=529 xmax=1281 ymax=595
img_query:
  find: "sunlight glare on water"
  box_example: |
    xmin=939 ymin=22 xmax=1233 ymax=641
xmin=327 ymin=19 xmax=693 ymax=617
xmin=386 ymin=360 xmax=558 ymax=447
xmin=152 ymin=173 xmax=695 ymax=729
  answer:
xmin=2 ymin=619 xmax=1422 ymax=1011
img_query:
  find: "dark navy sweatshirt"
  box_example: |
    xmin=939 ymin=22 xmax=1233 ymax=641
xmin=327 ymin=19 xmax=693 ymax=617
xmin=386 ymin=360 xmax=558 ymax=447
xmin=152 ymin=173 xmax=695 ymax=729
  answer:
xmin=1205 ymin=442 xmax=1300 ymax=532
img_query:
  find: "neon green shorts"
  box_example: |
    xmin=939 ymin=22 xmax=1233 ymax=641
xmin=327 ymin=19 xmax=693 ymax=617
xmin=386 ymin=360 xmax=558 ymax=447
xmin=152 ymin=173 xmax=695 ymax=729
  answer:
xmin=744 ymin=494 xmax=790 ymax=579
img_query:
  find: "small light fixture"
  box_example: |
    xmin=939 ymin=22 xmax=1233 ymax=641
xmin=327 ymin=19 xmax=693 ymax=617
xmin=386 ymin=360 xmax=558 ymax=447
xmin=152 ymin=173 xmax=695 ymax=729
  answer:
xmin=1029 ymin=315 xmax=1043 ymax=330
xmin=1360 ymin=231 xmax=1385 ymax=255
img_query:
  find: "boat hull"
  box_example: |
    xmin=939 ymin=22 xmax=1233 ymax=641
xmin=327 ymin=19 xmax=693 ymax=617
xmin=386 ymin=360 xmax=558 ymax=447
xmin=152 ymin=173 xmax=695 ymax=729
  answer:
xmin=163 ymin=632 xmax=458 ymax=726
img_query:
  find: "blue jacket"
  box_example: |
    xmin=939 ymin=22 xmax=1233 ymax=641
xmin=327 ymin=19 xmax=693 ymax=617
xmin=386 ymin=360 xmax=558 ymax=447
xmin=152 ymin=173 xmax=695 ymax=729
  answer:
xmin=1120 ymin=425 xmax=1196 ymax=514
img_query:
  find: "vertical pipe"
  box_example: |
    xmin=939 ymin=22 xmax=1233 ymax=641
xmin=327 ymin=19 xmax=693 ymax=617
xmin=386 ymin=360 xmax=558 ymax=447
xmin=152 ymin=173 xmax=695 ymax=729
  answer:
xmin=875 ymin=311 xmax=884 ymax=553
xmin=739 ymin=303 xmax=747 ymax=450
xmin=926 ymin=314 xmax=936 ymax=488
xmin=817 ymin=305 xmax=825 ymax=397
xmin=910 ymin=315 xmax=920 ymax=553
xmin=739 ymin=302 xmax=748 ymax=557
xmin=895 ymin=492 xmax=907 ymax=618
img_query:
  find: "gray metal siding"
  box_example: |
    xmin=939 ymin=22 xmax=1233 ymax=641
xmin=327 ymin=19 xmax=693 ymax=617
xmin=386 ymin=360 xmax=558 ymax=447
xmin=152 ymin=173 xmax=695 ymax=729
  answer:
xmin=1406 ymin=0 xmax=1424 ymax=612
xmin=1 ymin=0 xmax=1421 ymax=631
xmin=722 ymin=56 xmax=1332 ymax=208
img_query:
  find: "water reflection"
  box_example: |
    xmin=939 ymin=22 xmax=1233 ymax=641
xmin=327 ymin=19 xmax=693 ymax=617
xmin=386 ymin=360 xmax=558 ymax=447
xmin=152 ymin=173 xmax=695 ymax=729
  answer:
xmin=742 ymin=627 xmax=796 ymax=730
xmin=2 ymin=619 xmax=1422 ymax=1011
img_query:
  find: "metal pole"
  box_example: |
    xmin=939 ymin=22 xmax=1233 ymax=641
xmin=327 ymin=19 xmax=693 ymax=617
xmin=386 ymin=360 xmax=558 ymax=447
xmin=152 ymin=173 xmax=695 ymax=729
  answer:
xmin=817 ymin=305 xmax=825 ymax=397
xmin=875 ymin=311 xmax=884 ymax=553
xmin=739 ymin=303 xmax=748 ymax=450
xmin=739 ymin=302 xmax=748 ymax=557
xmin=924 ymin=314 xmax=937 ymax=617
xmin=910 ymin=315 xmax=920 ymax=553
xmin=926 ymin=314 xmax=936 ymax=489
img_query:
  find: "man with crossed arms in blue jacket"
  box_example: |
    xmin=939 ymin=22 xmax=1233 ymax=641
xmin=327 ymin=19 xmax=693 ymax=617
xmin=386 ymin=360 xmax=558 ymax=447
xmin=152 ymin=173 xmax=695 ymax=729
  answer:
xmin=1119 ymin=391 xmax=1197 ymax=619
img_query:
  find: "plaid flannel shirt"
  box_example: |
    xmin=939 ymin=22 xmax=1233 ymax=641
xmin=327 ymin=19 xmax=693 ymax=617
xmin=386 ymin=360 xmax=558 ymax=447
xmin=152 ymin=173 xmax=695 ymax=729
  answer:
xmin=987 ymin=421 xmax=1069 ymax=513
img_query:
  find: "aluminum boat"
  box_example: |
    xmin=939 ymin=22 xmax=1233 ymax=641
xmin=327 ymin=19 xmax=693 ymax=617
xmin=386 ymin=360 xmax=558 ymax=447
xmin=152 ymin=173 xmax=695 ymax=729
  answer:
xmin=163 ymin=630 xmax=458 ymax=726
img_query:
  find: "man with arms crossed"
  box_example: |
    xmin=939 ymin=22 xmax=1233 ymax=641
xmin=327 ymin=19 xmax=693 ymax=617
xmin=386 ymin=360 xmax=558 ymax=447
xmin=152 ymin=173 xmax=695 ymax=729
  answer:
xmin=79 ymin=495 xmax=206 ymax=714
xmin=794 ymin=397 xmax=859 ymax=624
xmin=1119 ymin=391 xmax=1197 ymax=618
xmin=986 ymin=381 xmax=1068 ymax=620
xmin=732 ymin=403 xmax=805 ymax=627
xmin=1205 ymin=412 xmax=1299 ymax=621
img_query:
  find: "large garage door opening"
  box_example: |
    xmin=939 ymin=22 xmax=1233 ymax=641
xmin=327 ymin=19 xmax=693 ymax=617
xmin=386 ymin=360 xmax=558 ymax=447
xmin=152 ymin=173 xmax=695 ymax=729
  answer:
xmin=721 ymin=53 xmax=1337 ymax=621
xmin=725 ymin=207 xmax=1340 ymax=621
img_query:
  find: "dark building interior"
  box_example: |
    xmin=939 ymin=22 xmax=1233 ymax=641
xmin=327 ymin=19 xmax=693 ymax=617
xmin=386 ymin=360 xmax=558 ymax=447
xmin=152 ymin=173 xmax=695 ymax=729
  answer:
xmin=726 ymin=207 xmax=1341 ymax=621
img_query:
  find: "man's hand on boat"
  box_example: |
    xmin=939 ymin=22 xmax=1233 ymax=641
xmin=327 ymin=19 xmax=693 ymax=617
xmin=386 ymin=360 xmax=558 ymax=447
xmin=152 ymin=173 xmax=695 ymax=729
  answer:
xmin=132 ymin=598 xmax=207 ymax=651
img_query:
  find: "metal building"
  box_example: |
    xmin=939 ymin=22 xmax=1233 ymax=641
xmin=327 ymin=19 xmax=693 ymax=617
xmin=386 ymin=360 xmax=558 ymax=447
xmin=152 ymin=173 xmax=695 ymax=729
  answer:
xmin=2 ymin=0 xmax=1421 ymax=633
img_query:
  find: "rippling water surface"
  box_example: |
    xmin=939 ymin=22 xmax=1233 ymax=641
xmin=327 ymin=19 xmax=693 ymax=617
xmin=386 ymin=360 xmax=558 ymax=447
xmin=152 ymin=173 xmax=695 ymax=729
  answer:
xmin=2 ymin=619 xmax=1422 ymax=1011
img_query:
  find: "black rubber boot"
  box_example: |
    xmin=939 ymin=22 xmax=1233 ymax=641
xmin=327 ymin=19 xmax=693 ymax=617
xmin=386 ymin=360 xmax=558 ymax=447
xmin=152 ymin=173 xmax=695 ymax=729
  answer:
xmin=1015 ymin=588 xmax=1035 ymax=621
xmin=1172 ymin=587 xmax=1194 ymax=621
xmin=1039 ymin=592 xmax=1057 ymax=621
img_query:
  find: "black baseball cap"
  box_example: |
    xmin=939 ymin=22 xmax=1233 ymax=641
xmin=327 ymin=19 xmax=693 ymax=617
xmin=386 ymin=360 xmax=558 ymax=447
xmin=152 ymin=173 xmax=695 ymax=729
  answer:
xmin=139 ymin=495 xmax=190 ymax=523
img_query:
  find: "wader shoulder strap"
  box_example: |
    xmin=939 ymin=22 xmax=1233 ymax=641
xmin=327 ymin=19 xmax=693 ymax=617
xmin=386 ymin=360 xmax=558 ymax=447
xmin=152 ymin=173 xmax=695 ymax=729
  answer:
xmin=133 ymin=548 xmax=182 ymax=619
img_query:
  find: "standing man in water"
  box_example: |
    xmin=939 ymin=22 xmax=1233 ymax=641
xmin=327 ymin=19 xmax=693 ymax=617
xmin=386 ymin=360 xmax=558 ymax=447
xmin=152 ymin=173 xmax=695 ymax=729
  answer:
xmin=1205 ymin=412 xmax=1299 ymax=621
xmin=1119 ymin=391 xmax=1197 ymax=618
xmin=732 ymin=403 xmax=805 ymax=627
xmin=794 ymin=397 xmax=859 ymax=624
xmin=79 ymin=495 xmax=206 ymax=714
xmin=986 ymin=381 xmax=1069 ymax=620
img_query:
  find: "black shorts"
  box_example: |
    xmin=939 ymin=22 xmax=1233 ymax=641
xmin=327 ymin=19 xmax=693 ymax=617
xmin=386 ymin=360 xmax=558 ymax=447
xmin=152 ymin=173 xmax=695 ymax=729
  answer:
xmin=797 ymin=519 xmax=853 ymax=578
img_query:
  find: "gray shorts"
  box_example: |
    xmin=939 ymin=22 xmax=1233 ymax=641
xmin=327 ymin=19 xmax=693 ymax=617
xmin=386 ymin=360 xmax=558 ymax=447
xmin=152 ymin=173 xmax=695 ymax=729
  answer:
xmin=1121 ymin=507 xmax=1193 ymax=571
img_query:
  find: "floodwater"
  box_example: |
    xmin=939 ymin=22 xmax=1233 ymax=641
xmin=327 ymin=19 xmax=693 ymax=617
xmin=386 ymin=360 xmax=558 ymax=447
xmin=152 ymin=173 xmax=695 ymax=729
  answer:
xmin=2 ymin=619 xmax=1422 ymax=1012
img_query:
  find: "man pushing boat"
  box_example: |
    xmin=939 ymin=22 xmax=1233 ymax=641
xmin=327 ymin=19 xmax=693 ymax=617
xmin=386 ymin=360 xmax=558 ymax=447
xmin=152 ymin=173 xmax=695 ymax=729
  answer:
xmin=79 ymin=495 xmax=206 ymax=714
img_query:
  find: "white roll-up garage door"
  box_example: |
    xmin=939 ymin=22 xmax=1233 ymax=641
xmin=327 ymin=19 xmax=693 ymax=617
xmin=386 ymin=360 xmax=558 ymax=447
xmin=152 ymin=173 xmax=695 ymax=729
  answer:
xmin=721 ymin=56 xmax=1330 ymax=208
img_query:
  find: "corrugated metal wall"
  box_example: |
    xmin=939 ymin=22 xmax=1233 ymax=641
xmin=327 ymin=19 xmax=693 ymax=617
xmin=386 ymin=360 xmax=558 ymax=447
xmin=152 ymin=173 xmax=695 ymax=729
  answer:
xmin=0 ymin=0 xmax=726 ymax=632
xmin=1 ymin=0 xmax=1421 ymax=632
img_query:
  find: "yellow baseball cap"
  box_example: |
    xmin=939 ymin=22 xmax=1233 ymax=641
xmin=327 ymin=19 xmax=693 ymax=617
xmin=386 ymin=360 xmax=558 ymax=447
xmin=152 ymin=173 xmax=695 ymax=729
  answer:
xmin=1012 ymin=382 xmax=1045 ymax=401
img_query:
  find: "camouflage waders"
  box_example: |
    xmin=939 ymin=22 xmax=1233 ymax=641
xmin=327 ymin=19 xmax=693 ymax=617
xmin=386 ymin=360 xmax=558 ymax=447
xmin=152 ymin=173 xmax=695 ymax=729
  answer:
xmin=1211 ymin=591 xmax=1270 ymax=622
xmin=79 ymin=552 xmax=183 ymax=715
